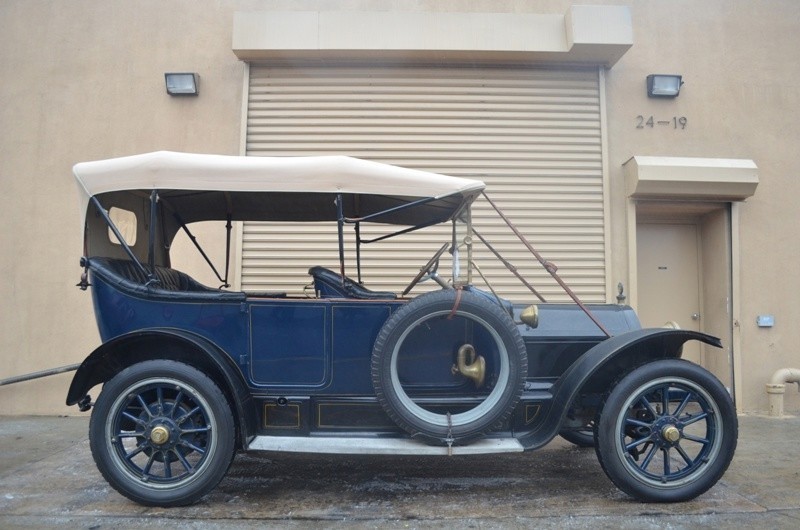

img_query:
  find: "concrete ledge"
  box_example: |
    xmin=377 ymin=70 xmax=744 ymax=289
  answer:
xmin=233 ymin=6 xmax=632 ymax=66
xmin=624 ymin=156 xmax=759 ymax=201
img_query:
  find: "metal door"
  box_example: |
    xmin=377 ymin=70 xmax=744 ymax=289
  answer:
xmin=636 ymin=223 xmax=702 ymax=364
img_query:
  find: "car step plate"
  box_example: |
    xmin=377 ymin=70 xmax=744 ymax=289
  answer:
xmin=247 ymin=436 xmax=524 ymax=455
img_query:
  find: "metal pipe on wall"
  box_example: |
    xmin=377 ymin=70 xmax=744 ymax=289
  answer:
xmin=766 ymin=368 xmax=800 ymax=417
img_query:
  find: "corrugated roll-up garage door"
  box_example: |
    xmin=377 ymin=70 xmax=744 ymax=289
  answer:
xmin=243 ymin=66 xmax=606 ymax=303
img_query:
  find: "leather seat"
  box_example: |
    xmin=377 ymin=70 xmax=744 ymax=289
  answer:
xmin=87 ymin=257 xmax=246 ymax=302
xmin=308 ymin=266 xmax=397 ymax=300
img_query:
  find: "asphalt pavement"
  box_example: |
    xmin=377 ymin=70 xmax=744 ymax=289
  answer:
xmin=1 ymin=414 xmax=799 ymax=529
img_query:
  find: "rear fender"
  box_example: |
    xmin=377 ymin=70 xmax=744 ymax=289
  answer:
xmin=519 ymin=328 xmax=722 ymax=450
xmin=66 ymin=329 xmax=256 ymax=449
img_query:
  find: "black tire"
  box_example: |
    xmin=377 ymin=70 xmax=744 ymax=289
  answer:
xmin=89 ymin=360 xmax=236 ymax=507
xmin=560 ymin=422 xmax=596 ymax=448
xmin=371 ymin=289 xmax=527 ymax=445
xmin=595 ymin=359 xmax=737 ymax=502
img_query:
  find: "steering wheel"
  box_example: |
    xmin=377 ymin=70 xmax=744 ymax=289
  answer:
xmin=401 ymin=242 xmax=450 ymax=296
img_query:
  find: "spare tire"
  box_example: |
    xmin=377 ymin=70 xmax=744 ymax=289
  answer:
xmin=371 ymin=289 xmax=527 ymax=445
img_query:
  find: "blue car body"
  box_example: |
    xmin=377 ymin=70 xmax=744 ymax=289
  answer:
xmin=66 ymin=152 xmax=735 ymax=506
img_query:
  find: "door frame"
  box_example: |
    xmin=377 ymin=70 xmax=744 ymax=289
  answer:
xmin=627 ymin=199 xmax=742 ymax=410
xmin=622 ymin=156 xmax=757 ymax=413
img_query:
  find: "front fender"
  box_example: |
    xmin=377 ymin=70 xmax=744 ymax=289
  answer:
xmin=519 ymin=328 xmax=722 ymax=450
xmin=66 ymin=328 xmax=256 ymax=448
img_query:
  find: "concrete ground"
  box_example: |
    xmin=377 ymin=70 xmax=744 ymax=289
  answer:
xmin=1 ymin=415 xmax=799 ymax=529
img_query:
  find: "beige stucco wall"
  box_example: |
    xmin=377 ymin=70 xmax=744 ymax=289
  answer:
xmin=0 ymin=0 xmax=246 ymax=414
xmin=601 ymin=0 xmax=800 ymax=414
xmin=1 ymin=0 xmax=799 ymax=415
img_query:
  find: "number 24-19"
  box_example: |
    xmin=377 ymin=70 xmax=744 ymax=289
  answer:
xmin=636 ymin=116 xmax=687 ymax=129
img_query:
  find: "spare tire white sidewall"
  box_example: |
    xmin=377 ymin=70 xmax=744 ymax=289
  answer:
xmin=389 ymin=309 xmax=510 ymax=427
xmin=371 ymin=289 xmax=527 ymax=444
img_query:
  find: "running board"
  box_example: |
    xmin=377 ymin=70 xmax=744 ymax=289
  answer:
xmin=247 ymin=436 xmax=525 ymax=456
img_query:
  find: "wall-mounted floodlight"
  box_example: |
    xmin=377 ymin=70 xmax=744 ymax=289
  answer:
xmin=165 ymin=73 xmax=199 ymax=96
xmin=646 ymin=74 xmax=683 ymax=98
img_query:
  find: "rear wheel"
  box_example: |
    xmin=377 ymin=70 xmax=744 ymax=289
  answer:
xmin=596 ymin=359 xmax=737 ymax=502
xmin=89 ymin=360 xmax=236 ymax=506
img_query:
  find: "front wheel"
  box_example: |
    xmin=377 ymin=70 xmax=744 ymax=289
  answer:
xmin=89 ymin=360 xmax=236 ymax=506
xmin=596 ymin=359 xmax=737 ymax=502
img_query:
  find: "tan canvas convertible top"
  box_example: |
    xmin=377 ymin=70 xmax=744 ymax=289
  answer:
xmin=74 ymin=151 xmax=486 ymax=229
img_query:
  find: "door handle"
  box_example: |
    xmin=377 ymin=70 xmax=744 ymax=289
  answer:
xmin=691 ymin=313 xmax=700 ymax=320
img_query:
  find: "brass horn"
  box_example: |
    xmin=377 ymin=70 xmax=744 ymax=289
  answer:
xmin=451 ymin=344 xmax=485 ymax=388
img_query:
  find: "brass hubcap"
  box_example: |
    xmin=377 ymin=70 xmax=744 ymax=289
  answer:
xmin=150 ymin=425 xmax=170 ymax=445
xmin=661 ymin=424 xmax=681 ymax=443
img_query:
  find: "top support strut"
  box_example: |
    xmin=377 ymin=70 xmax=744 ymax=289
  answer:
xmin=481 ymin=192 xmax=611 ymax=338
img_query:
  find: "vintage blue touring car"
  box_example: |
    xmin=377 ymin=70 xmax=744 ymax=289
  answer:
xmin=67 ymin=151 xmax=737 ymax=506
